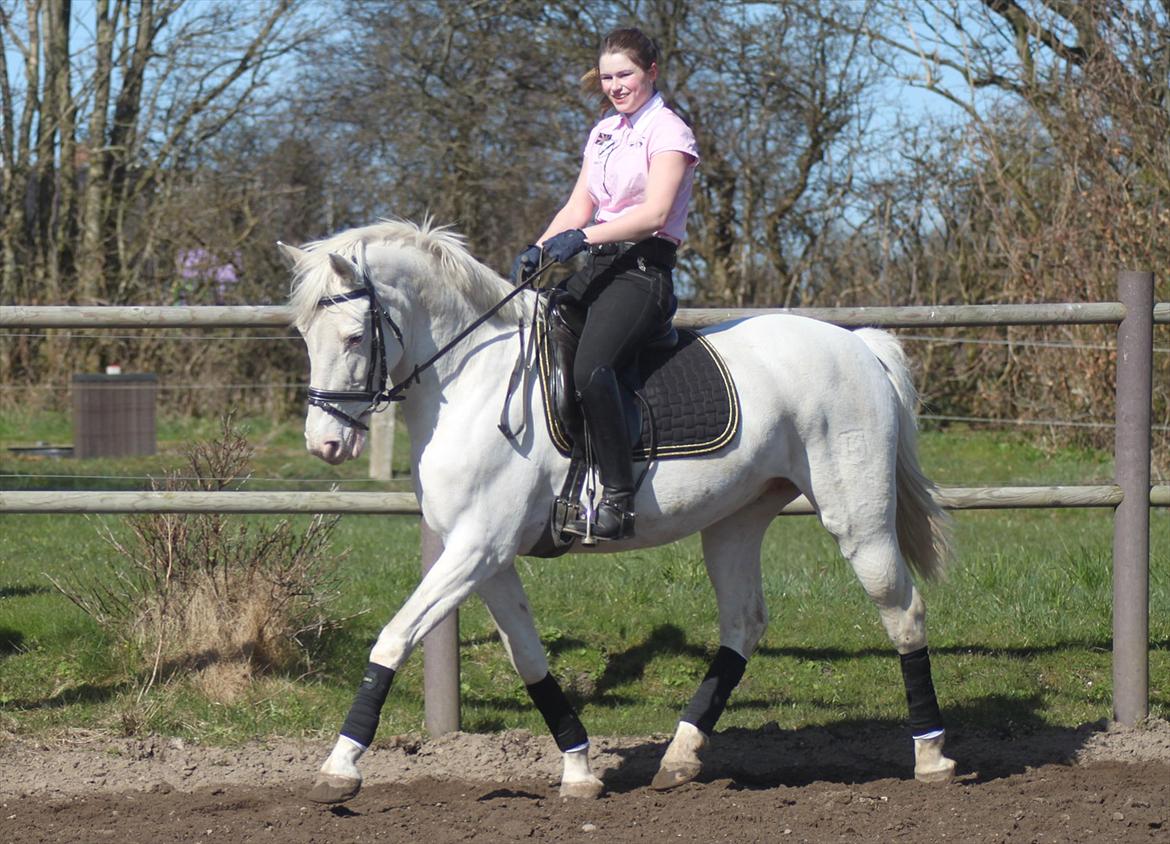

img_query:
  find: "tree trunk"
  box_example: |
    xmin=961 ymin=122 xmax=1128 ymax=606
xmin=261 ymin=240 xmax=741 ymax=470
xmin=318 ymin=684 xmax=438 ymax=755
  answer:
xmin=103 ymin=0 xmax=156 ymax=301
xmin=47 ymin=0 xmax=75 ymax=300
xmin=77 ymin=0 xmax=116 ymax=303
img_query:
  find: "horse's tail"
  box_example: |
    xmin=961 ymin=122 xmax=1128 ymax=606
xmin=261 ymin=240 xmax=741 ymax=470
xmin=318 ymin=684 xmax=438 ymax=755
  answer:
xmin=854 ymin=328 xmax=953 ymax=582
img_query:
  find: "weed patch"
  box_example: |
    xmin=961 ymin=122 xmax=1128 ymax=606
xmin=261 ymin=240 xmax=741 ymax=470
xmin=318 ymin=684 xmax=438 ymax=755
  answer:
xmin=49 ymin=417 xmax=346 ymax=708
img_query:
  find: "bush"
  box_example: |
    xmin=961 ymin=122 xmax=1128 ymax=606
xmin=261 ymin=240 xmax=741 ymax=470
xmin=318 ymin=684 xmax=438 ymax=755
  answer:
xmin=51 ymin=415 xmax=345 ymax=704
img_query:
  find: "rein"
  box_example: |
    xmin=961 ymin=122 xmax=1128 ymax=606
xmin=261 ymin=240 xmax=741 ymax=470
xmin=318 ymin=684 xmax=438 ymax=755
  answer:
xmin=309 ymin=257 xmax=554 ymax=431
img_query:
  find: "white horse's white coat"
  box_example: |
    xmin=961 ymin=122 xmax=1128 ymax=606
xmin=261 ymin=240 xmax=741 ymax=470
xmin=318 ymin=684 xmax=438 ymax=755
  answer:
xmin=282 ymin=220 xmax=956 ymax=801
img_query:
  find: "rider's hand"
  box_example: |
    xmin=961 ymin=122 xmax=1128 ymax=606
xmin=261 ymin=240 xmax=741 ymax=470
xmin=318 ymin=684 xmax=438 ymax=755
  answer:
xmin=541 ymin=229 xmax=588 ymax=264
xmin=510 ymin=244 xmax=542 ymax=286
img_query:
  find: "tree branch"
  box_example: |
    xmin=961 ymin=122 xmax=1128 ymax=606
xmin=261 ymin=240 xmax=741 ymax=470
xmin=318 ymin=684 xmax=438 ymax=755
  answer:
xmin=981 ymin=0 xmax=1088 ymax=67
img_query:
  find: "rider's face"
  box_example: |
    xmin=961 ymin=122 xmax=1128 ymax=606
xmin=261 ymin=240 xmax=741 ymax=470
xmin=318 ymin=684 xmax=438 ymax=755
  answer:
xmin=598 ymin=51 xmax=658 ymax=115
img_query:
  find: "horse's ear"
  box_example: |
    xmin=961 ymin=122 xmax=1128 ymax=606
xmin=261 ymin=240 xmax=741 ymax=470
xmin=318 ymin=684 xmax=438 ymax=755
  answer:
xmin=328 ymin=252 xmax=361 ymax=285
xmin=277 ymin=241 xmax=307 ymax=268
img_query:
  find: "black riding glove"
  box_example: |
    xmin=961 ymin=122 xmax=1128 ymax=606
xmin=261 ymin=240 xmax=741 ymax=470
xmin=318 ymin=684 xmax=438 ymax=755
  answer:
xmin=541 ymin=229 xmax=588 ymax=264
xmin=510 ymin=244 xmax=542 ymax=286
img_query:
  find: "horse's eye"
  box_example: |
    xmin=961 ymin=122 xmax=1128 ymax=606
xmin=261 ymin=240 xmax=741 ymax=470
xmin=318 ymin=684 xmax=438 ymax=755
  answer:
xmin=344 ymin=333 xmax=364 ymax=350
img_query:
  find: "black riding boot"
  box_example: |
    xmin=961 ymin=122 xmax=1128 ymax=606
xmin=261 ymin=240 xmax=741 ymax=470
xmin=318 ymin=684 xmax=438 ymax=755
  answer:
xmin=568 ymin=365 xmax=635 ymax=541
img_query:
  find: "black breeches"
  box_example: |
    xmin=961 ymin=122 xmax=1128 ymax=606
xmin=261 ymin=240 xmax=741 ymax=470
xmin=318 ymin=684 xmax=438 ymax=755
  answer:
xmin=565 ymin=255 xmax=675 ymax=390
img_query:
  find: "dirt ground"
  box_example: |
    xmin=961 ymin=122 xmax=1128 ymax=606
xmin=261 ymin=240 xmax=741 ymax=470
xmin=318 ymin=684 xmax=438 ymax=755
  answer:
xmin=2 ymin=718 xmax=1168 ymax=843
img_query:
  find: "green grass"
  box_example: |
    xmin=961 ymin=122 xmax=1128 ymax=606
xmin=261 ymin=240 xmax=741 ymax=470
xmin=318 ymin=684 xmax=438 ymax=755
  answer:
xmin=0 ymin=408 xmax=414 ymax=491
xmin=1 ymin=413 xmax=1167 ymax=745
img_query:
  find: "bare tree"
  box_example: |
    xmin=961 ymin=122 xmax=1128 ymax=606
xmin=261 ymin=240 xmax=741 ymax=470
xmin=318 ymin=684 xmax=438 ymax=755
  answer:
xmin=1 ymin=0 xmax=319 ymax=410
xmin=670 ymin=1 xmax=878 ymax=306
xmin=0 ymin=0 xmax=314 ymax=308
xmin=295 ymin=0 xmax=606 ymax=272
xmin=297 ymin=0 xmax=879 ymax=302
xmin=858 ymin=1 xmax=1168 ymax=289
xmin=837 ymin=1 xmax=1170 ymax=457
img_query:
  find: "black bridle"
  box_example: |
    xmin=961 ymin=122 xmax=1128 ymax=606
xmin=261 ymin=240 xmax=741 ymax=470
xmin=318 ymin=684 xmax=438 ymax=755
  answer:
xmin=307 ymin=259 xmax=546 ymax=431
xmin=307 ymin=270 xmax=405 ymax=431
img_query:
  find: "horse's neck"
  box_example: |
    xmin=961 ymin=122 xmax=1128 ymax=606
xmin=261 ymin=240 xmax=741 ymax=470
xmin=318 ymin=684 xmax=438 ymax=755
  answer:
xmin=394 ymin=285 xmax=534 ymax=443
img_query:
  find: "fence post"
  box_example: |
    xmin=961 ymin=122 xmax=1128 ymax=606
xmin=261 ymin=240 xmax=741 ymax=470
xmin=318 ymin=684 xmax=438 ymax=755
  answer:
xmin=368 ymin=407 xmax=395 ymax=481
xmin=1112 ymin=270 xmax=1153 ymax=726
xmin=420 ymin=519 xmax=461 ymax=734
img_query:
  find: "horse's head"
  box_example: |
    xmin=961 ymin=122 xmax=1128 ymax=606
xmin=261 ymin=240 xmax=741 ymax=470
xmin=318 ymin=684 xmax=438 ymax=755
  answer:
xmin=283 ymin=219 xmax=526 ymax=465
xmin=282 ymin=240 xmax=409 ymax=465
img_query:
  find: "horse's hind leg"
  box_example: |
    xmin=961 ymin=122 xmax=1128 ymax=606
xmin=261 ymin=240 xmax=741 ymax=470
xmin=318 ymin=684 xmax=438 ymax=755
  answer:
xmin=475 ymin=565 xmax=604 ymax=799
xmin=652 ymin=497 xmax=777 ymax=791
xmin=840 ymin=531 xmax=956 ymax=783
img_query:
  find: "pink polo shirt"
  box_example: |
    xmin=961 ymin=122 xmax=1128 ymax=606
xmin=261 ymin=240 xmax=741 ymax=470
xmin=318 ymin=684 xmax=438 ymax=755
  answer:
xmin=584 ymin=92 xmax=699 ymax=244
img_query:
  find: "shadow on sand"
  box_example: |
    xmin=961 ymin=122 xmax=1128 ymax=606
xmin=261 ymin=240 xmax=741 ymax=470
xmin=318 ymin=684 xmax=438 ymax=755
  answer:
xmin=594 ymin=698 xmax=1114 ymax=794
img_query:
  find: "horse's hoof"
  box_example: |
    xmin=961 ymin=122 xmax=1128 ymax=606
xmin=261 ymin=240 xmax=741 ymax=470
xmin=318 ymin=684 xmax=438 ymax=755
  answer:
xmin=650 ymin=763 xmax=700 ymax=791
xmin=913 ymin=733 xmax=957 ymax=784
xmin=559 ymin=777 xmax=605 ymax=799
xmin=307 ymin=773 xmax=362 ymax=804
xmin=914 ymin=757 xmax=957 ymax=784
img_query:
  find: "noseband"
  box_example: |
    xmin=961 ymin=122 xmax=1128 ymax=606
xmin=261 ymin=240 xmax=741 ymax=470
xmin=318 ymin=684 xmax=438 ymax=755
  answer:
xmin=307 ymin=258 xmax=542 ymax=431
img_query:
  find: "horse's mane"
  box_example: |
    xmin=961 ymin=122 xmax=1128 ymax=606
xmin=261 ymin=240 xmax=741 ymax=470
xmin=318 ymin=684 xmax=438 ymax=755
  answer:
xmin=287 ymin=218 xmax=523 ymax=329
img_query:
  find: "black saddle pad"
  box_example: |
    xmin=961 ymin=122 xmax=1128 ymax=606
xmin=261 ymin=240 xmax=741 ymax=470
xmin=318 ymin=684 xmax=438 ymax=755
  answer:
xmin=538 ymin=323 xmax=741 ymax=460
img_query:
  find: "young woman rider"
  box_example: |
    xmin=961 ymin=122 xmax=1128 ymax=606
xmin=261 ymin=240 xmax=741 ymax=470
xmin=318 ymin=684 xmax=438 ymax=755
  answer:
xmin=511 ymin=27 xmax=699 ymax=541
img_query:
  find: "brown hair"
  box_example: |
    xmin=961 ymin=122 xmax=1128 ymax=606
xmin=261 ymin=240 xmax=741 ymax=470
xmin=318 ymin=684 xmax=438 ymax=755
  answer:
xmin=580 ymin=27 xmax=661 ymax=114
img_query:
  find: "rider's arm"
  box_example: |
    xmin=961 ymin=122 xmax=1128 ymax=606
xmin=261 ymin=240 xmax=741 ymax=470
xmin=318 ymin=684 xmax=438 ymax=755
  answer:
xmin=537 ymin=160 xmax=596 ymax=244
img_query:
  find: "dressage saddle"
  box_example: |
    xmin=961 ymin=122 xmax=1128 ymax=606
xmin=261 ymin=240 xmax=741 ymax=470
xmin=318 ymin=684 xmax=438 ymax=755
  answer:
xmin=526 ymin=290 xmax=740 ymax=556
xmin=538 ymin=289 xmax=739 ymax=460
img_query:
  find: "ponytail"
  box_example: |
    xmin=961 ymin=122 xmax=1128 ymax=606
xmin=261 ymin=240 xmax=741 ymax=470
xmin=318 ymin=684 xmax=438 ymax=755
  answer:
xmin=580 ymin=67 xmax=607 ymax=115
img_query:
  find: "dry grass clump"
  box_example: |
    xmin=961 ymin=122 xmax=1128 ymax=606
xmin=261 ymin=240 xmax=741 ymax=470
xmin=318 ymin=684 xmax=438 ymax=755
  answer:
xmin=52 ymin=416 xmax=344 ymax=705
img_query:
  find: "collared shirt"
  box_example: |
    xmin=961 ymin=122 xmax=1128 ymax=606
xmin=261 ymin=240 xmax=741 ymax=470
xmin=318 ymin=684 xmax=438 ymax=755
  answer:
xmin=583 ymin=92 xmax=699 ymax=244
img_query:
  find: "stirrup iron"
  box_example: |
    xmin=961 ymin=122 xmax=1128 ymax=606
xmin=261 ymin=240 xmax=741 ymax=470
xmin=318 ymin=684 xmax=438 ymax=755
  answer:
xmin=565 ymin=494 xmax=634 ymax=542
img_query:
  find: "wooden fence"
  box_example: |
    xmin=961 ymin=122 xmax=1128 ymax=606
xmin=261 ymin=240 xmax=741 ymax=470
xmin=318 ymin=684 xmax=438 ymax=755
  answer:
xmin=2 ymin=272 xmax=1166 ymax=732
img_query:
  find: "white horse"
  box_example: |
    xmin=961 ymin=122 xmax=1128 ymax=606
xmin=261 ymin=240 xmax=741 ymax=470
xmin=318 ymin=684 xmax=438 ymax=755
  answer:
xmin=280 ymin=219 xmax=958 ymax=803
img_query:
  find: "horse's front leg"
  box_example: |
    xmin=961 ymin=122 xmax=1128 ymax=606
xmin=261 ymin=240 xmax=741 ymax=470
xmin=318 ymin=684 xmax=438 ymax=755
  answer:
xmin=308 ymin=537 xmax=500 ymax=804
xmin=476 ymin=565 xmax=604 ymax=799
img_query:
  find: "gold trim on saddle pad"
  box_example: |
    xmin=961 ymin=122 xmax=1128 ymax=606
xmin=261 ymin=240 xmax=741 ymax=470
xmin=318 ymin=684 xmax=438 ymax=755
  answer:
xmin=536 ymin=313 xmax=741 ymax=459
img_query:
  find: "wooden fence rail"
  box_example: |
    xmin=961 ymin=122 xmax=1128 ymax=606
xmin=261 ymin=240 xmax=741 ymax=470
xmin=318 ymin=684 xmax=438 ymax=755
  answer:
xmin=3 ymin=485 xmax=1169 ymax=514
xmin=5 ymin=302 xmax=1169 ymax=329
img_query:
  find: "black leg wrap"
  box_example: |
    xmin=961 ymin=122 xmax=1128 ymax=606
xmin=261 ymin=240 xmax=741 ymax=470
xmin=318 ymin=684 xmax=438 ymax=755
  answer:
xmin=899 ymin=646 xmax=944 ymax=736
xmin=339 ymin=662 xmax=396 ymax=748
xmin=681 ymin=646 xmax=748 ymax=736
xmin=526 ymin=673 xmax=589 ymax=752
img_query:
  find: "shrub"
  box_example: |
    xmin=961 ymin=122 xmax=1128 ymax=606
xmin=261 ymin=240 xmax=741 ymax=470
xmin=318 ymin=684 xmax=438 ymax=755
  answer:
xmin=51 ymin=415 xmax=345 ymax=704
